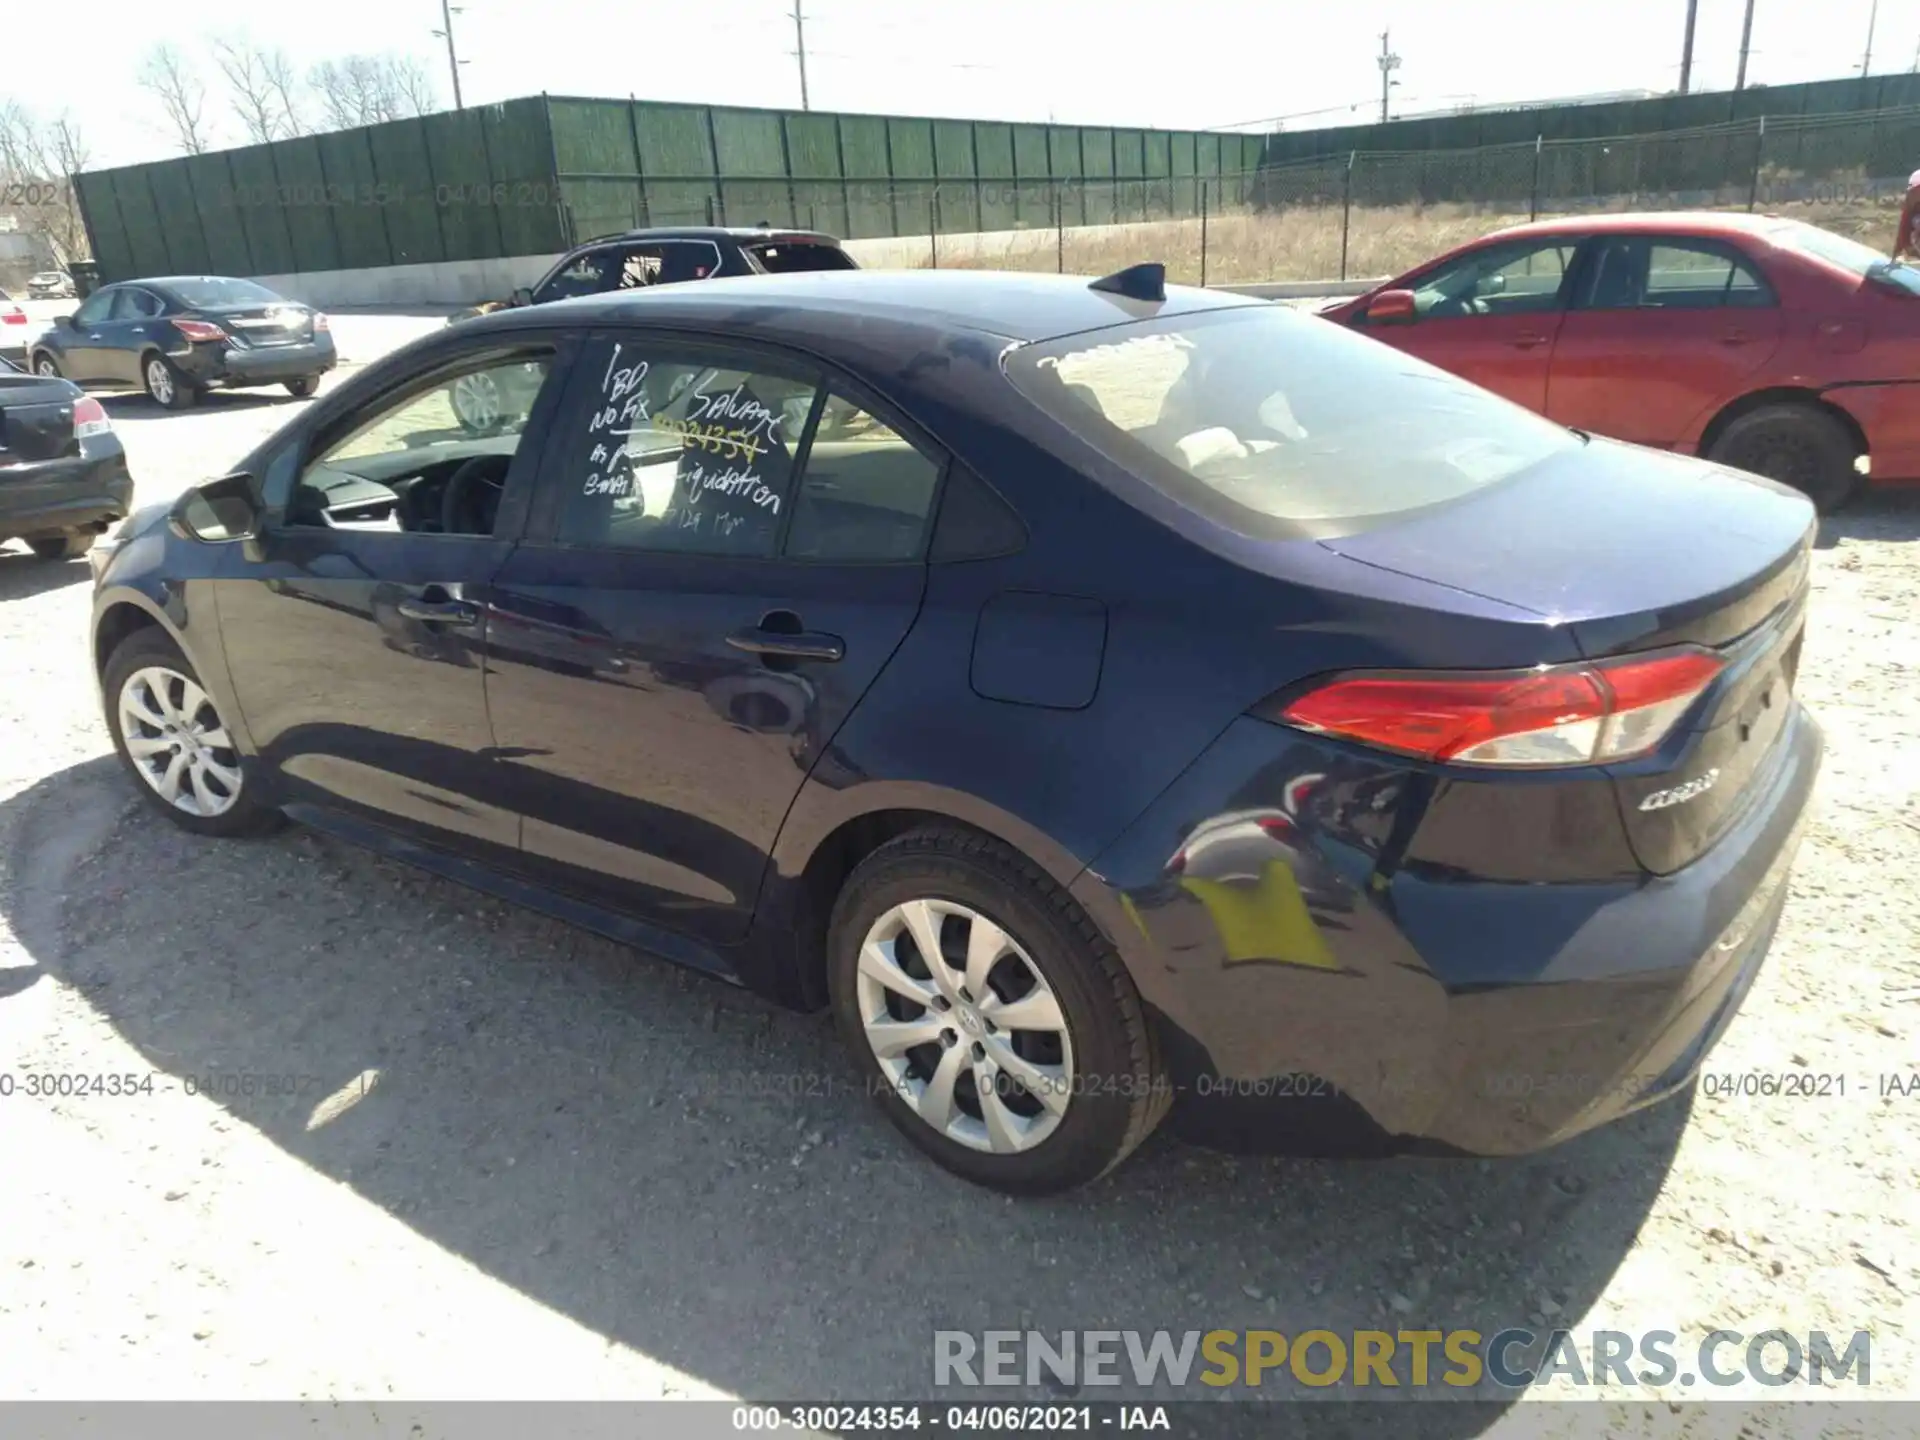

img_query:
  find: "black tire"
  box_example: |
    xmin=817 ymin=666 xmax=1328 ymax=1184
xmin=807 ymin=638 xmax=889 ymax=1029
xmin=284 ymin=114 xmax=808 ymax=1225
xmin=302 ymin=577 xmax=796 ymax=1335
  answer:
xmin=26 ymin=532 xmax=90 ymax=561
xmin=101 ymin=628 xmax=282 ymax=839
xmin=827 ymin=827 xmax=1170 ymax=1194
xmin=142 ymin=352 xmax=197 ymax=411
xmin=285 ymin=375 xmax=320 ymax=398
xmin=1705 ymin=403 xmax=1860 ymax=513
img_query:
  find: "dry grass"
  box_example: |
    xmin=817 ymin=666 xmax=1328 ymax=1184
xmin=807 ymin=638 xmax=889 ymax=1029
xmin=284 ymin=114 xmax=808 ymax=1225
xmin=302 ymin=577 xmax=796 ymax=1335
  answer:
xmin=913 ymin=195 xmax=1906 ymax=285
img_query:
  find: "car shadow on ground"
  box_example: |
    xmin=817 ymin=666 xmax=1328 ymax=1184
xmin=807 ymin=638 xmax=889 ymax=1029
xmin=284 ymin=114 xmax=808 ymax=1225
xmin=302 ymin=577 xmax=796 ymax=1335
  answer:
xmin=0 ymin=548 xmax=92 ymax=600
xmin=0 ymin=758 xmax=1690 ymax=1423
xmin=98 ymin=389 xmax=305 ymax=419
xmin=1816 ymin=487 xmax=1920 ymax=549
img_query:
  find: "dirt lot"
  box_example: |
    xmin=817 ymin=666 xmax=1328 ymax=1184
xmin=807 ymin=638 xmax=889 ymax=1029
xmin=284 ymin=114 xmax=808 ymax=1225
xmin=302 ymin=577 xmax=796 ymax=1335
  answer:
xmin=0 ymin=311 xmax=1916 ymax=1432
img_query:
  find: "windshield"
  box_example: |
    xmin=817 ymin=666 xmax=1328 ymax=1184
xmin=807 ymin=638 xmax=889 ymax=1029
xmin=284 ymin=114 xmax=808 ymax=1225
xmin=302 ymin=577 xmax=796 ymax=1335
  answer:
xmin=1772 ymin=221 xmax=1920 ymax=296
xmin=1006 ymin=305 xmax=1578 ymax=539
xmin=165 ymin=277 xmax=288 ymax=308
xmin=747 ymin=241 xmax=857 ymax=274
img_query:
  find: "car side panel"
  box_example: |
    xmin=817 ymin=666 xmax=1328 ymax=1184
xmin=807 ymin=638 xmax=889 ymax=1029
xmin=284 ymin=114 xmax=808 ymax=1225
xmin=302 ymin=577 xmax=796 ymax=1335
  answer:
xmin=1824 ymin=380 xmax=1920 ymax=483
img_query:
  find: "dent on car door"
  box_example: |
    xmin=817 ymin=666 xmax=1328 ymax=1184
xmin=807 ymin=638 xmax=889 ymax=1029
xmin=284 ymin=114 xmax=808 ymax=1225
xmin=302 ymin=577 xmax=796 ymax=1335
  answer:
xmin=1546 ymin=236 xmax=1785 ymax=447
xmin=482 ymin=332 xmax=940 ymax=947
xmin=1361 ymin=238 xmax=1577 ymax=411
xmin=212 ymin=339 xmax=573 ymax=862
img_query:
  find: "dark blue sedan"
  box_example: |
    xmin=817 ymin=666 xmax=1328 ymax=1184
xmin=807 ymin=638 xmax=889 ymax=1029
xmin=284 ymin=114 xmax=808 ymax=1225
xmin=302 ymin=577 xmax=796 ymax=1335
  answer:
xmin=87 ymin=266 xmax=1821 ymax=1193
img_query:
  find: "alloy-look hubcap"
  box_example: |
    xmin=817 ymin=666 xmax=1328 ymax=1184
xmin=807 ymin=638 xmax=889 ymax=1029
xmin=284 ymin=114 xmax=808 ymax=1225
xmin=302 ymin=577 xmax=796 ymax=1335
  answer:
xmin=118 ymin=666 xmax=243 ymax=817
xmin=147 ymin=359 xmax=173 ymax=405
xmin=856 ymin=898 xmax=1075 ymax=1155
xmin=451 ymin=372 xmax=501 ymax=430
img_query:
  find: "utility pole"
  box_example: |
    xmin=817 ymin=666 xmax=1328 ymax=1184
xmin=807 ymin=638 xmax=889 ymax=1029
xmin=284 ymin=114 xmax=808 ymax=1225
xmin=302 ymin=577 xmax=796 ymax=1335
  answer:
xmin=1860 ymin=0 xmax=1878 ymax=75
xmin=1680 ymin=0 xmax=1699 ymax=93
xmin=1376 ymin=30 xmax=1401 ymax=124
xmin=1736 ymin=0 xmax=1757 ymax=89
xmin=434 ymin=0 xmax=466 ymax=109
xmin=791 ymin=0 xmax=811 ymax=111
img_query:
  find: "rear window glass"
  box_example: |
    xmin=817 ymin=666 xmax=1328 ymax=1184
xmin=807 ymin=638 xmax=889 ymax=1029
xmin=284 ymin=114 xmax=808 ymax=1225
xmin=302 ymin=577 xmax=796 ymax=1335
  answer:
xmin=1006 ymin=305 xmax=1578 ymax=539
xmin=1771 ymin=222 xmax=1920 ymax=297
xmin=163 ymin=277 xmax=286 ymax=308
xmin=748 ymin=241 xmax=857 ymax=274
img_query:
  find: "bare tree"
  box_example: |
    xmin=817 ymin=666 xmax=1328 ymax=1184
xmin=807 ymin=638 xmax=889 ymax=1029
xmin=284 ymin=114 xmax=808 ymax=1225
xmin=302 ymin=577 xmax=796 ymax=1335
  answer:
xmin=387 ymin=54 xmax=438 ymax=117
xmin=310 ymin=53 xmax=438 ymax=130
xmin=137 ymin=42 xmax=212 ymax=154
xmin=0 ymin=102 xmax=92 ymax=261
xmin=213 ymin=37 xmax=303 ymax=143
xmin=262 ymin=49 xmax=309 ymax=137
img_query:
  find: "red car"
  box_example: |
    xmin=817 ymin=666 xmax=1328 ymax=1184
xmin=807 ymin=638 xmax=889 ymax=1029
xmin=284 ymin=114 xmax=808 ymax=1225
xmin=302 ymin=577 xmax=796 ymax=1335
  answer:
xmin=1322 ymin=212 xmax=1920 ymax=510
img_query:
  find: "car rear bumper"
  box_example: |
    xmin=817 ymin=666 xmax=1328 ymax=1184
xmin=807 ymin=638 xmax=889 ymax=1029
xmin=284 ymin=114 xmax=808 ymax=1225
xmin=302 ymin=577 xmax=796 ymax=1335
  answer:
xmin=178 ymin=336 xmax=338 ymax=387
xmin=0 ymin=448 xmax=135 ymax=540
xmin=1074 ymin=702 xmax=1823 ymax=1156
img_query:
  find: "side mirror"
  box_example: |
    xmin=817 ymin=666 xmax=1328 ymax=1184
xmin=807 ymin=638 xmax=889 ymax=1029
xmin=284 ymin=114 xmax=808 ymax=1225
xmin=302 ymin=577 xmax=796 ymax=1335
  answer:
xmin=510 ymin=287 xmax=534 ymax=308
xmin=1364 ymin=289 xmax=1418 ymax=325
xmin=169 ymin=472 xmax=262 ymax=545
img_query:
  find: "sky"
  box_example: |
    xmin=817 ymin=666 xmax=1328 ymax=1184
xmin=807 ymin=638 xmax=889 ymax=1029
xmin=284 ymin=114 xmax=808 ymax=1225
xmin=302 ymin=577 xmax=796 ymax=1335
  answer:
xmin=10 ymin=0 xmax=1920 ymax=169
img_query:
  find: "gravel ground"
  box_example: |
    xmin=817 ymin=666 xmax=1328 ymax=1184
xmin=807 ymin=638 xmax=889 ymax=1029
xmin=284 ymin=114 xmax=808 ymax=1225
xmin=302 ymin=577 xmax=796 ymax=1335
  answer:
xmin=0 ymin=315 xmax=1916 ymax=1433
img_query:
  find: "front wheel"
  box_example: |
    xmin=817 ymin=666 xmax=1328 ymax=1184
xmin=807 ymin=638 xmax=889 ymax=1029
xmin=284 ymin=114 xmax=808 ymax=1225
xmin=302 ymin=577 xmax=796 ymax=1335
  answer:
xmin=1706 ymin=403 xmax=1860 ymax=513
xmin=284 ymin=375 xmax=321 ymax=398
xmin=828 ymin=828 xmax=1169 ymax=1194
xmin=102 ymin=629 xmax=281 ymax=838
xmin=32 ymin=353 xmax=60 ymax=379
xmin=449 ymin=371 xmax=504 ymax=434
xmin=143 ymin=354 xmax=197 ymax=411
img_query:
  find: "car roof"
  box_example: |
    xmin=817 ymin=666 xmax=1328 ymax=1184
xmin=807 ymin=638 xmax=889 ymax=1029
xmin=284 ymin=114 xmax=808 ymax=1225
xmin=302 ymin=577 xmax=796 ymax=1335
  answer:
xmin=575 ymin=226 xmax=847 ymax=247
xmin=467 ymin=267 xmax=1257 ymax=346
xmin=1482 ymin=211 xmax=1790 ymax=244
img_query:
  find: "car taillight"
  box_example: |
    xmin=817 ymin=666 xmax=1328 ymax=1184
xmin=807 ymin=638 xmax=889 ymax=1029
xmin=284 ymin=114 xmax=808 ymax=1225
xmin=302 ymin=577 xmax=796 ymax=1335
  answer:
xmin=312 ymin=312 xmax=330 ymax=331
xmin=72 ymin=396 xmax=113 ymax=439
xmin=1 ymin=307 xmax=24 ymax=325
xmin=174 ymin=319 xmax=227 ymax=342
xmin=1274 ymin=649 xmax=1725 ymax=769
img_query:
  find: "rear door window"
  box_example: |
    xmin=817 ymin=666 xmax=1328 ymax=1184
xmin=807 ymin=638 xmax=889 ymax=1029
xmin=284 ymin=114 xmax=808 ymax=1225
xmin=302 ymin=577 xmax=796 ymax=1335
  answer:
xmin=1007 ymin=305 xmax=1578 ymax=539
xmin=746 ymin=241 xmax=858 ymax=274
xmin=1578 ymin=237 xmax=1776 ymax=310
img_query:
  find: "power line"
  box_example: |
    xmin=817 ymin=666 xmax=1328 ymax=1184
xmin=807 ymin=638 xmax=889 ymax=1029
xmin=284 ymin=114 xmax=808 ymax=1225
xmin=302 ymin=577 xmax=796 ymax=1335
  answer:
xmin=1736 ymin=0 xmax=1757 ymax=90
xmin=432 ymin=0 xmax=466 ymax=109
xmin=1376 ymin=31 xmax=1403 ymax=124
xmin=791 ymin=0 xmax=810 ymax=111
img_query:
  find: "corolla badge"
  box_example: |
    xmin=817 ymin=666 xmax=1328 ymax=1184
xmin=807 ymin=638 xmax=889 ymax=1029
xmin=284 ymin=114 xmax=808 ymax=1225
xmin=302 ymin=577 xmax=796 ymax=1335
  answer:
xmin=1639 ymin=769 xmax=1721 ymax=812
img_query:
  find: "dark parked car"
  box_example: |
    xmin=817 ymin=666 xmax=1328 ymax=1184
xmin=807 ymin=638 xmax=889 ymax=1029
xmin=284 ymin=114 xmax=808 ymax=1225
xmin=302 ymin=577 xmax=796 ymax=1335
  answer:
xmin=30 ymin=276 xmax=336 ymax=410
xmin=1 ymin=353 xmax=134 ymax=560
xmin=89 ymin=268 xmax=1820 ymax=1193
xmin=442 ymin=225 xmax=858 ymax=433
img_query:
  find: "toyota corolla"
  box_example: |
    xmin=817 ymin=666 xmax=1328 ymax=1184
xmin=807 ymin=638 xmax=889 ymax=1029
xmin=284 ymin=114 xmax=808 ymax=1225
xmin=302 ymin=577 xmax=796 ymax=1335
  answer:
xmin=87 ymin=267 xmax=1821 ymax=1193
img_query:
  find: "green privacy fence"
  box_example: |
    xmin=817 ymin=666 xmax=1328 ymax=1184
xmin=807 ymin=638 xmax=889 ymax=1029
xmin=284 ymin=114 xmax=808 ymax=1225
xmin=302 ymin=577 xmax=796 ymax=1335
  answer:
xmin=1261 ymin=72 xmax=1920 ymax=166
xmin=71 ymin=94 xmax=1263 ymax=283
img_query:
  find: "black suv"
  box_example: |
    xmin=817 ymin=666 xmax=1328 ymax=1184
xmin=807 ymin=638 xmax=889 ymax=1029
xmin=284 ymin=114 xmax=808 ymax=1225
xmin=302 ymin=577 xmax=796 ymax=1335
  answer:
xmin=442 ymin=226 xmax=858 ymax=433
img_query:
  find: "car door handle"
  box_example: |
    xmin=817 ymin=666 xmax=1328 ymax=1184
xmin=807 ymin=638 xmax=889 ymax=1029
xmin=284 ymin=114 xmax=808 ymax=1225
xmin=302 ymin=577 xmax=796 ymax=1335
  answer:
xmin=1721 ymin=331 xmax=1750 ymax=345
xmin=725 ymin=626 xmax=845 ymax=662
xmin=87 ymin=333 xmax=102 ymax=340
xmin=396 ymin=596 xmax=481 ymax=624
xmin=1512 ymin=331 xmax=1549 ymax=349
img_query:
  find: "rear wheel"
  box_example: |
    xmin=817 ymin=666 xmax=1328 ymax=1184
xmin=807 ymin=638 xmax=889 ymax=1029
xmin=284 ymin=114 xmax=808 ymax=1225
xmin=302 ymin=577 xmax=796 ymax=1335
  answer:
xmin=102 ymin=629 xmax=281 ymax=838
xmin=26 ymin=532 xmax=90 ymax=561
xmin=1705 ymin=403 xmax=1859 ymax=513
xmin=827 ymin=828 xmax=1169 ymax=1194
xmin=284 ymin=375 xmax=320 ymax=398
xmin=143 ymin=354 xmax=197 ymax=411
xmin=449 ymin=371 xmax=503 ymax=434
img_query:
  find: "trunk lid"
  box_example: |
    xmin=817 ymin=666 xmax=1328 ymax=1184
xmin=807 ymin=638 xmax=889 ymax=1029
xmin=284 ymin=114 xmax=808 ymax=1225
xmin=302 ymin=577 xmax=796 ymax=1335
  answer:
xmin=0 ymin=372 xmax=78 ymax=467
xmin=199 ymin=302 xmax=314 ymax=348
xmin=1319 ymin=438 xmax=1815 ymax=873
